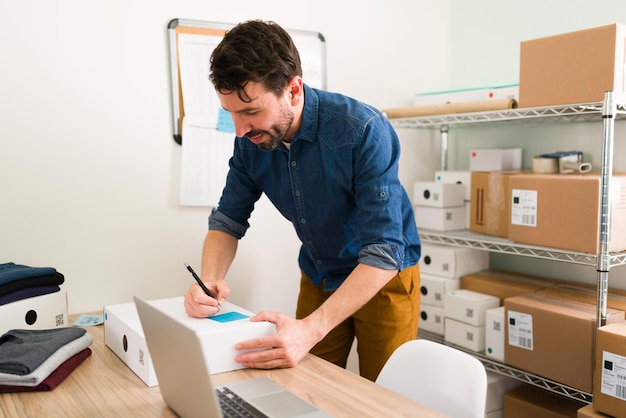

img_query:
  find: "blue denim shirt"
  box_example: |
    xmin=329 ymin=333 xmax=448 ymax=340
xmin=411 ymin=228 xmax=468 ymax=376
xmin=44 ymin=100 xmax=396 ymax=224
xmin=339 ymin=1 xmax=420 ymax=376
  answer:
xmin=209 ymin=84 xmax=421 ymax=291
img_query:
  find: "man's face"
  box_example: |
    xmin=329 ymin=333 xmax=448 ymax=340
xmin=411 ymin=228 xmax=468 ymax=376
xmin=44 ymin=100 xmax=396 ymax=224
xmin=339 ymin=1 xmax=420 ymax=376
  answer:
xmin=218 ymin=82 xmax=294 ymax=151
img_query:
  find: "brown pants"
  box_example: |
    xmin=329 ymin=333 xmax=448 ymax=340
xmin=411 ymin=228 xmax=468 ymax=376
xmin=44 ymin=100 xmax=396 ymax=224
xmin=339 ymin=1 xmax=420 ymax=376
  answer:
xmin=295 ymin=264 xmax=420 ymax=381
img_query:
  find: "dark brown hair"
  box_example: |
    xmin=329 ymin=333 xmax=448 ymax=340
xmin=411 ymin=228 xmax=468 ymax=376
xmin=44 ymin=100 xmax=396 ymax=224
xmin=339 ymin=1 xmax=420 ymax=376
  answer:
xmin=209 ymin=20 xmax=303 ymax=102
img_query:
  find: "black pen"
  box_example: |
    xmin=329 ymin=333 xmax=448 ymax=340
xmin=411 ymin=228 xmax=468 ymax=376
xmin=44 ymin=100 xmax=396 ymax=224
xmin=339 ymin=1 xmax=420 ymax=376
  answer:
xmin=184 ymin=262 xmax=221 ymax=310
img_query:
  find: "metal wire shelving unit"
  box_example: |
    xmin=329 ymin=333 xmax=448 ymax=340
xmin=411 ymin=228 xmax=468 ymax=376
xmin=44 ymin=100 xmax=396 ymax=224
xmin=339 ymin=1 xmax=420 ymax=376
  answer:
xmin=391 ymin=94 xmax=626 ymax=403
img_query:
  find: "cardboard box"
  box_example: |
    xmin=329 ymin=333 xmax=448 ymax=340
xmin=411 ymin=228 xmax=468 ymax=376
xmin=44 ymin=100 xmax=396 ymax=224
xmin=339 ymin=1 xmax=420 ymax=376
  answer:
xmin=538 ymin=282 xmax=626 ymax=312
xmin=577 ymin=403 xmax=613 ymax=418
xmin=469 ymin=148 xmax=521 ymax=172
xmin=485 ymin=306 xmax=505 ymax=362
xmin=419 ymin=304 xmax=445 ymax=335
xmin=434 ymin=170 xmax=472 ymax=201
xmin=419 ymin=243 xmax=489 ymax=279
xmin=519 ymin=23 xmax=626 ymax=108
xmin=414 ymin=205 xmax=466 ymax=231
xmin=413 ymin=181 xmax=465 ymax=208
xmin=420 ymin=273 xmax=460 ymax=307
xmin=0 ymin=290 xmax=68 ymax=335
xmin=461 ymin=269 xmax=560 ymax=302
xmin=593 ymin=322 xmax=626 ymax=418
xmin=504 ymin=385 xmax=586 ymax=418
xmin=104 ymin=297 xmax=276 ymax=387
xmin=508 ymin=173 xmax=626 ymax=253
xmin=486 ymin=371 xmax=522 ymax=414
xmin=505 ymin=294 xmax=624 ymax=393
xmin=470 ymin=171 xmax=522 ymax=237
xmin=445 ymin=289 xmax=500 ymax=326
xmin=444 ymin=317 xmax=485 ymax=352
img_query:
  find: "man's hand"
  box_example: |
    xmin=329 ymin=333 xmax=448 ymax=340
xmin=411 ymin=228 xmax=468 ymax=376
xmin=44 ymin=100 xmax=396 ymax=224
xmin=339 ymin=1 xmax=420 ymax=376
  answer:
xmin=234 ymin=311 xmax=324 ymax=369
xmin=183 ymin=280 xmax=229 ymax=318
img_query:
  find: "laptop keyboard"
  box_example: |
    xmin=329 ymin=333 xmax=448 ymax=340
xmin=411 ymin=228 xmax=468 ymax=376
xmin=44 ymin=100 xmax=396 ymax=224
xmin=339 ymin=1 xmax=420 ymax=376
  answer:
xmin=216 ymin=387 xmax=269 ymax=418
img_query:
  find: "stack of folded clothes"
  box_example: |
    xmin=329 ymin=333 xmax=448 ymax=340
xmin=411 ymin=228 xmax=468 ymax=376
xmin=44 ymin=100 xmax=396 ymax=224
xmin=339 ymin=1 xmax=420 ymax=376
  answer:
xmin=0 ymin=327 xmax=93 ymax=392
xmin=0 ymin=262 xmax=65 ymax=306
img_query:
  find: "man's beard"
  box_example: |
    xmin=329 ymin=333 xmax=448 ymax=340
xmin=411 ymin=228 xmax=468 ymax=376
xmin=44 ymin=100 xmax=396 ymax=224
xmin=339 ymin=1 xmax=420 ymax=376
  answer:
xmin=246 ymin=102 xmax=294 ymax=151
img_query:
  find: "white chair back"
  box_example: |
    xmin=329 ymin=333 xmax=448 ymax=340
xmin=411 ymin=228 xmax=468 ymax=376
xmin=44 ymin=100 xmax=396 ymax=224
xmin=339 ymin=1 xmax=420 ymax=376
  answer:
xmin=376 ymin=339 xmax=488 ymax=418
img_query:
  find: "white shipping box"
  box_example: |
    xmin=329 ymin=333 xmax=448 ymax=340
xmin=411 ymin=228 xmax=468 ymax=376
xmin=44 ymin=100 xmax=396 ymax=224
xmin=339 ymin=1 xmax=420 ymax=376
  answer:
xmin=105 ymin=297 xmax=276 ymax=387
xmin=419 ymin=304 xmax=445 ymax=335
xmin=419 ymin=243 xmax=489 ymax=279
xmin=444 ymin=317 xmax=485 ymax=352
xmin=420 ymin=273 xmax=460 ymax=307
xmin=486 ymin=371 xmax=522 ymax=413
xmin=485 ymin=306 xmax=506 ymax=362
xmin=413 ymin=181 xmax=465 ymax=208
xmin=445 ymin=289 xmax=500 ymax=326
xmin=104 ymin=301 xmax=159 ymax=386
xmin=435 ymin=170 xmax=472 ymax=201
xmin=0 ymin=290 xmax=68 ymax=335
xmin=414 ymin=206 xmax=466 ymax=231
xmin=469 ymin=148 xmax=522 ymax=172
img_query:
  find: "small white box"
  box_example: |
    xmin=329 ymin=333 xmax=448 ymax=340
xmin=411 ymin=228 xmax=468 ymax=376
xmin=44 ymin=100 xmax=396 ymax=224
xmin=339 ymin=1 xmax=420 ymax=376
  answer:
xmin=419 ymin=243 xmax=489 ymax=279
xmin=444 ymin=317 xmax=485 ymax=352
xmin=105 ymin=297 xmax=276 ymax=387
xmin=414 ymin=206 xmax=466 ymax=231
xmin=434 ymin=170 xmax=472 ymax=201
xmin=485 ymin=306 xmax=506 ymax=362
xmin=469 ymin=148 xmax=522 ymax=171
xmin=419 ymin=304 xmax=445 ymax=335
xmin=445 ymin=289 xmax=500 ymax=326
xmin=486 ymin=371 xmax=522 ymax=413
xmin=420 ymin=273 xmax=460 ymax=307
xmin=413 ymin=181 xmax=465 ymax=208
xmin=104 ymin=302 xmax=158 ymax=386
xmin=0 ymin=290 xmax=68 ymax=335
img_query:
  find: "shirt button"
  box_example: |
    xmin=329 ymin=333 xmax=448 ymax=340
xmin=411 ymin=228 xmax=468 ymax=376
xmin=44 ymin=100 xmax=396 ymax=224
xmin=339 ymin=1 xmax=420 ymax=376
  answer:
xmin=316 ymin=260 xmax=322 ymax=265
xmin=291 ymin=161 xmax=296 ymax=167
xmin=379 ymin=191 xmax=387 ymax=198
xmin=307 ymin=241 xmax=313 ymax=246
xmin=295 ymin=191 xmax=301 ymax=196
xmin=300 ymin=219 xmax=306 ymax=224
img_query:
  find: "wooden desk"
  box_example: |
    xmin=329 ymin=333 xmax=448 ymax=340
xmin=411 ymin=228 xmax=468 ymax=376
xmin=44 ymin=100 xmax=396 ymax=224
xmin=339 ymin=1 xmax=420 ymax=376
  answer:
xmin=0 ymin=314 xmax=445 ymax=418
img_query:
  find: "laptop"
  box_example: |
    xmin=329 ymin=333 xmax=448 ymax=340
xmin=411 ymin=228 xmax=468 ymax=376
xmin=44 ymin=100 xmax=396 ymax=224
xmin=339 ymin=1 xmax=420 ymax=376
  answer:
xmin=134 ymin=296 xmax=332 ymax=418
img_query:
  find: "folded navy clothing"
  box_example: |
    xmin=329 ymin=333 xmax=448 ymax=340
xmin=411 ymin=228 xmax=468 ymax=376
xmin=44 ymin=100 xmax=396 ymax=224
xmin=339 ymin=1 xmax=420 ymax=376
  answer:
xmin=0 ymin=263 xmax=57 ymax=286
xmin=0 ymin=328 xmax=86 ymax=375
xmin=0 ymin=285 xmax=60 ymax=306
xmin=0 ymin=273 xmax=64 ymax=298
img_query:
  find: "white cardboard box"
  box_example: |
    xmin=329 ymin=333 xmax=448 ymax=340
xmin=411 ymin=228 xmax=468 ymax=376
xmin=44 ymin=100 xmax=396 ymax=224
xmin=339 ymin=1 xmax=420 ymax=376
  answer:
xmin=445 ymin=289 xmax=500 ymax=326
xmin=419 ymin=304 xmax=445 ymax=335
xmin=414 ymin=206 xmax=466 ymax=231
xmin=486 ymin=370 xmax=522 ymax=413
xmin=485 ymin=306 xmax=506 ymax=362
xmin=0 ymin=290 xmax=68 ymax=335
xmin=469 ymin=148 xmax=522 ymax=172
xmin=434 ymin=170 xmax=472 ymax=201
xmin=420 ymin=273 xmax=460 ymax=307
xmin=444 ymin=317 xmax=485 ymax=352
xmin=104 ymin=297 xmax=276 ymax=387
xmin=419 ymin=243 xmax=489 ymax=279
xmin=413 ymin=181 xmax=465 ymax=208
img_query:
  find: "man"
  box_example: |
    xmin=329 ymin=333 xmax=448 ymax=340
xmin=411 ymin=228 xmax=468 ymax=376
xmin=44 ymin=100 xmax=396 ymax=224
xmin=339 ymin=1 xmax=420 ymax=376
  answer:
xmin=183 ymin=19 xmax=421 ymax=382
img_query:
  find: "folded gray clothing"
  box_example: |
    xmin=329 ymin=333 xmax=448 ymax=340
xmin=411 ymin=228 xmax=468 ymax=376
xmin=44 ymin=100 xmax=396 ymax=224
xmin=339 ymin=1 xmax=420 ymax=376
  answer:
xmin=0 ymin=263 xmax=57 ymax=286
xmin=0 ymin=328 xmax=86 ymax=375
xmin=0 ymin=333 xmax=93 ymax=386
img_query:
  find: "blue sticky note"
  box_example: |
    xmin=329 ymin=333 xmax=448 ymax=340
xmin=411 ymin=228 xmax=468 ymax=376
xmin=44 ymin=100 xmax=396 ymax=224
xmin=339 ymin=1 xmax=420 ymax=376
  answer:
xmin=208 ymin=311 xmax=249 ymax=323
xmin=73 ymin=314 xmax=104 ymax=327
xmin=217 ymin=108 xmax=235 ymax=133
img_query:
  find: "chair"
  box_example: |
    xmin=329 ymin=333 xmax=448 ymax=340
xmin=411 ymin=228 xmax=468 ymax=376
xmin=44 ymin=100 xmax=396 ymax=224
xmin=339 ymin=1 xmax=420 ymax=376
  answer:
xmin=375 ymin=339 xmax=488 ymax=418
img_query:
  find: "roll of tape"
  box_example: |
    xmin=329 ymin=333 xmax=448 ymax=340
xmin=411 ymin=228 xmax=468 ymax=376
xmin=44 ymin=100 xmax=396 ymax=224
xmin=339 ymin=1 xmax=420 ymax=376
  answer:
xmin=532 ymin=157 xmax=559 ymax=173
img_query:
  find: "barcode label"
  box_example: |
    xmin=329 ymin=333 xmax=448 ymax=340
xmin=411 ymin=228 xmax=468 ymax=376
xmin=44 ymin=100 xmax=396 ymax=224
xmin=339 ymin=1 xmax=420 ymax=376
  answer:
xmin=508 ymin=310 xmax=533 ymax=351
xmin=601 ymin=351 xmax=626 ymax=401
xmin=511 ymin=189 xmax=538 ymax=227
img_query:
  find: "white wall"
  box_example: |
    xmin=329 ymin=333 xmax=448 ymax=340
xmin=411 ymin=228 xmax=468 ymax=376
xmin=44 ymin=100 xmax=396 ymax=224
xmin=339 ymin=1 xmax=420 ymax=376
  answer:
xmin=0 ymin=0 xmax=450 ymax=314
